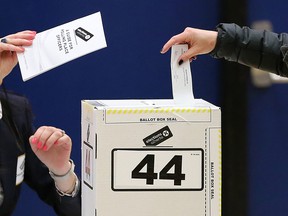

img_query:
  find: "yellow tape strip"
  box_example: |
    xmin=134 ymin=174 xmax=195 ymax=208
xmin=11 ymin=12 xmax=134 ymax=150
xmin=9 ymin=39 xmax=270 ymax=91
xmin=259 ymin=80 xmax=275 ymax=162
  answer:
xmin=106 ymin=108 xmax=211 ymax=114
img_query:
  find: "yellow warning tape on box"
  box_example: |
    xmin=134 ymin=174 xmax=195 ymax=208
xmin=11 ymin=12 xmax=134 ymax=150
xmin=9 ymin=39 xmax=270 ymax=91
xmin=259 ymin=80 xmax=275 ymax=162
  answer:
xmin=104 ymin=107 xmax=212 ymax=124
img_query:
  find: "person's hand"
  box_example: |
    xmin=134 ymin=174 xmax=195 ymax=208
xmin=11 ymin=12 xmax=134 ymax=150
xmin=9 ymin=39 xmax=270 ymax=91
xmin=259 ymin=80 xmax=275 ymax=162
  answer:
xmin=161 ymin=27 xmax=218 ymax=64
xmin=29 ymin=126 xmax=72 ymax=176
xmin=0 ymin=30 xmax=36 ymax=84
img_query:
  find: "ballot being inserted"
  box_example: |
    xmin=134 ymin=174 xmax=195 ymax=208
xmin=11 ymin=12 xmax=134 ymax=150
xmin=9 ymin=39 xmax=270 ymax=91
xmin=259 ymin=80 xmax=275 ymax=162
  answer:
xmin=17 ymin=12 xmax=107 ymax=81
xmin=170 ymin=44 xmax=194 ymax=105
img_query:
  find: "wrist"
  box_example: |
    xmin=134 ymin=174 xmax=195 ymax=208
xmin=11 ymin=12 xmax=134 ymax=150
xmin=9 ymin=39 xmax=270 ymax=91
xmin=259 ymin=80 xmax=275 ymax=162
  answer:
xmin=55 ymin=173 xmax=80 ymax=197
xmin=49 ymin=159 xmax=74 ymax=180
xmin=49 ymin=159 xmax=80 ymax=197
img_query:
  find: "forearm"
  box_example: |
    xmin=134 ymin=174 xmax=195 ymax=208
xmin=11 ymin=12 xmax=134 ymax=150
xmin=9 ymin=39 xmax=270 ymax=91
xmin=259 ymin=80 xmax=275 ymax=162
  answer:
xmin=210 ymin=23 xmax=288 ymax=76
xmin=41 ymin=160 xmax=81 ymax=215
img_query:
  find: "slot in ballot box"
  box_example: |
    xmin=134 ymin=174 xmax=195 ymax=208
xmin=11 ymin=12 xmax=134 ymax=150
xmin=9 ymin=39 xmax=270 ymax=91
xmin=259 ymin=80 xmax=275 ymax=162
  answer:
xmin=81 ymin=99 xmax=221 ymax=216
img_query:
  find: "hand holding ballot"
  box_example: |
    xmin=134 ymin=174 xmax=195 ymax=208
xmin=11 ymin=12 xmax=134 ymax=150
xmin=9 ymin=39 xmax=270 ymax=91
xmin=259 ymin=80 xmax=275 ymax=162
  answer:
xmin=17 ymin=12 xmax=107 ymax=81
xmin=0 ymin=30 xmax=36 ymax=84
xmin=161 ymin=27 xmax=217 ymax=64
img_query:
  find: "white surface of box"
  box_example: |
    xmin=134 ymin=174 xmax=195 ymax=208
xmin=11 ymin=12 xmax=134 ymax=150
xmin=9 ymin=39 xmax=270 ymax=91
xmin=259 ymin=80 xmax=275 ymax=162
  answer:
xmin=81 ymin=99 xmax=221 ymax=216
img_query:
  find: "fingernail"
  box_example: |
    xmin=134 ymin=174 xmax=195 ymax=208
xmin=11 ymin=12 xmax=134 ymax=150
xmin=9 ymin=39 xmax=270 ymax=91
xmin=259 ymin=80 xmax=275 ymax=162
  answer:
xmin=37 ymin=142 xmax=42 ymax=149
xmin=160 ymin=48 xmax=163 ymax=53
xmin=32 ymin=137 xmax=38 ymax=144
xmin=43 ymin=145 xmax=48 ymax=151
xmin=178 ymin=59 xmax=183 ymax=66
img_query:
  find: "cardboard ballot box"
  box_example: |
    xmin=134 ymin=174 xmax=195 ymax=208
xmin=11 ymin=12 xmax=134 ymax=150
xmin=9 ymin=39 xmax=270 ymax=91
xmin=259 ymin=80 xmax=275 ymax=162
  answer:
xmin=81 ymin=99 xmax=221 ymax=216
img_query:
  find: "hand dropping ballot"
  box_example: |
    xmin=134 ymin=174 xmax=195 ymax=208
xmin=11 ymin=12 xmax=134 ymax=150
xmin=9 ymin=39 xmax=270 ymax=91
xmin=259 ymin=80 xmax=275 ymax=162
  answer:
xmin=17 ymin=12 xmax=107 ymax=81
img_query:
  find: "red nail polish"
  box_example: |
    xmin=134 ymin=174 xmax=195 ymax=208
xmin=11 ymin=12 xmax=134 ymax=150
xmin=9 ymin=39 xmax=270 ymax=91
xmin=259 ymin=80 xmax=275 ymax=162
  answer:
xmin=43 ymin=145 xmax=48 ymax=151
xmin=32 ymin=137 xmax=38 ymax=144
xmin=37 ymin=142 xmax=42 ymax=149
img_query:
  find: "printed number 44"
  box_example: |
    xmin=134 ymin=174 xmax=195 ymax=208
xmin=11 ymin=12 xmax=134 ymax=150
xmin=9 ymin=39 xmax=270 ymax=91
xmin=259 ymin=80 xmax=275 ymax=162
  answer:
xmin=131 ymin=154 xmax=185 ymax=185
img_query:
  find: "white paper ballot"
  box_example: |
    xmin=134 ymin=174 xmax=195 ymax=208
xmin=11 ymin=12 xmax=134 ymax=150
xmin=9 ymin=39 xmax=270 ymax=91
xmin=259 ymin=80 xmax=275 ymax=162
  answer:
xmin=171 ymin=44 xmax=194 ymax=104
xmin=17 ymin=12 xmax=107 ymax=81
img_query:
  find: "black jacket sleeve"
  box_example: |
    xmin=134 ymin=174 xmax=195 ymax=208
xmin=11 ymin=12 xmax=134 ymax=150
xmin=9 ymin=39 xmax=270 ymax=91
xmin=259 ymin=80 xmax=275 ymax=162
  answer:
xmin=210 ymin=23 xmax=288 ymax=77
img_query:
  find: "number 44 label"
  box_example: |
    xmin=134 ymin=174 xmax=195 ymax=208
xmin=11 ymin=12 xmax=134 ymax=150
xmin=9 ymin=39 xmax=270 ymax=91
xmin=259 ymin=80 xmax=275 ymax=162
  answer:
xmin=112 ymin=148 xmax=203 ymax=191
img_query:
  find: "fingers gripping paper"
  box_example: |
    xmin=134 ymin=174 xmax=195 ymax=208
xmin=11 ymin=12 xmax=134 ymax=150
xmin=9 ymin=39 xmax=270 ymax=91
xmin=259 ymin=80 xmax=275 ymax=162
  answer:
xmin=171 ymin=44 xmax=194 ymax=104
xmin=17 ymin=12 xmax=107 ymax=81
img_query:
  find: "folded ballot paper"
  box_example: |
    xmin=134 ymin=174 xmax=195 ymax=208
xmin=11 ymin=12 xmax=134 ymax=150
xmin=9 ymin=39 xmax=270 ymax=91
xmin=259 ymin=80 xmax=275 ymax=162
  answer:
xmin=17 ymin=12 xmax=107 ymax=81
xmin=170 ymin=44 xmax=194 ymax=105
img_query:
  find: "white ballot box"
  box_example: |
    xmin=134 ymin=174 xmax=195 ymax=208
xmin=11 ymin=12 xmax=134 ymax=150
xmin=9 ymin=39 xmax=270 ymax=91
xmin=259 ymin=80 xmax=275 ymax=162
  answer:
xmin=81 ymin=99 xmax=221 ymax=216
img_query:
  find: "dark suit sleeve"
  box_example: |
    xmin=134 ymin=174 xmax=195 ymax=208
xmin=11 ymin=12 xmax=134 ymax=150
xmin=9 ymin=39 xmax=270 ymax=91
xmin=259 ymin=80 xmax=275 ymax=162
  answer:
xmin=210 ymin=23 xmax=288 ymax=77
xmin=21 ymin=96 xmax=81 ymax=216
